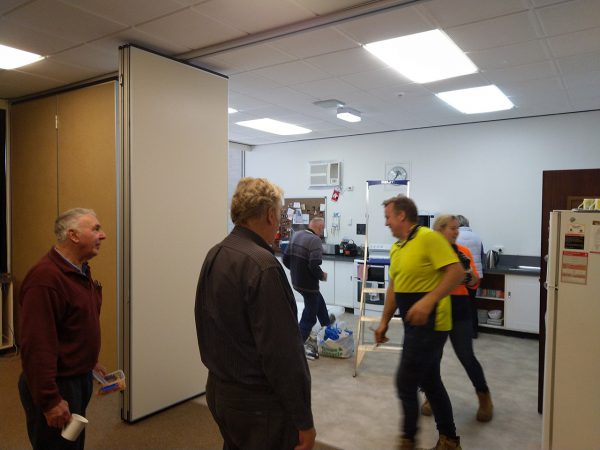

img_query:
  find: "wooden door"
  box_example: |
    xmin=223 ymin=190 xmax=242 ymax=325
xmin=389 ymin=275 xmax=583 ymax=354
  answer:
xmin=57 ymin=82 xmax=117 ymax=369
xmin=538 ymin=168 xmax=600 ymax=412
xmin=10 ymin=97 xmax=59 ymax=340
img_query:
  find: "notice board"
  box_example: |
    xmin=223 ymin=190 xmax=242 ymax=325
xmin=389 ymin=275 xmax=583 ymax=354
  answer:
xmin=278 ymin=196 xmax=326 ymax=243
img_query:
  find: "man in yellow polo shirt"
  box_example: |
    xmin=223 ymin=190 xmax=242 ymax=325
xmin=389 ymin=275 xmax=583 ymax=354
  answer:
xmin=374 ymin=195 xmax=464 ymax=450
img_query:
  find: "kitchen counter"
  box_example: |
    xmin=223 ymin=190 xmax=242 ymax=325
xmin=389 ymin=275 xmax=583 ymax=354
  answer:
xmin=483 ymin=254 xmax=541 ymax=276
xmin=275 ymin=251 xmax=359 ymax=262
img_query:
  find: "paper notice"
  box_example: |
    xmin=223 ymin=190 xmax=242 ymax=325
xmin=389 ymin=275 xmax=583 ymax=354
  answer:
xmin=560 ymin=250 xmax=588 ymax=285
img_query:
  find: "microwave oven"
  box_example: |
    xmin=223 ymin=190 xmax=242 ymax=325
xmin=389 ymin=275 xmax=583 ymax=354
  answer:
xmin=417 ymin=214 xmax=435 ymax=228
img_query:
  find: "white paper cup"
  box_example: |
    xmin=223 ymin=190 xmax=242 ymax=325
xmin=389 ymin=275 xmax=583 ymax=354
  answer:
xmin=61 ymin=414 xmax=88 ymax=441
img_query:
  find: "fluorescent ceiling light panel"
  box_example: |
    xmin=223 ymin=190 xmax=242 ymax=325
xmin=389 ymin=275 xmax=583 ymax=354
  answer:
xmin=236 ymin=118 xmax=311 ymax=135
xmin=436 ymin=85 xmax=514 ymax=114
xmin=363 ymin=29 xmax=477 ymax=83
xmin=0 ymin=44 xmax=44 ymax=69
xmin=228 ymin=107 xmax=238 ymax=114
xmin=337 ymin=106 xmax=361 ymax=122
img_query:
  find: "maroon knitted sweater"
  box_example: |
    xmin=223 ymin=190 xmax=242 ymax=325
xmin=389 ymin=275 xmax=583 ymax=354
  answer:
xmin=19 ymin=248 xmax=102 ymax=411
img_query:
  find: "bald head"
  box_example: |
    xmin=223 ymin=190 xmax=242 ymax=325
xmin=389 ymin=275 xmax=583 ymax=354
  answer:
xmin=309 ymin=217 xmax=325 ymax=237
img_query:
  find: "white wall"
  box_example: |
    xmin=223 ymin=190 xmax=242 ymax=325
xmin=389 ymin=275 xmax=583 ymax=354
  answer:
xmin=245 ymin=111 xmax=600 ymax=256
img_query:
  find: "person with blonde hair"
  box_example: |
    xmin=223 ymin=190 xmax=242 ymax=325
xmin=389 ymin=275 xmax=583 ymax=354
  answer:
xmin=426 ymin=214 xmax=493 ymax=422
xmin=195 ymin=177 xmax=316 ymax=450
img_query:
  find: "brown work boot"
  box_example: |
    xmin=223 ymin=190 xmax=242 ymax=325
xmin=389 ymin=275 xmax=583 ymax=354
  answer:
xmin=398 ymin=437 xmax=415 ymax=450
xmin=421 ymin=398 xmax=432 ymax=416
xmin=476 ymin=390 xmax=493 ymax=422
xmin=432 ymin=435 xmax=461 ymax=450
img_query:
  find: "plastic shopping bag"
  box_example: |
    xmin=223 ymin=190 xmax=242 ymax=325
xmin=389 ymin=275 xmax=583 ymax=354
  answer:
xmin=317 ymin=322 xmax=354 ymax=358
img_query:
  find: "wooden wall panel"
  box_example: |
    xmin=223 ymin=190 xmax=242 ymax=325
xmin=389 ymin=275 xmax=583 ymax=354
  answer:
xmin=10 ymin=97 xmax=58 ymax=339
xmin=57 ymin=82 xmax=117 ymax=370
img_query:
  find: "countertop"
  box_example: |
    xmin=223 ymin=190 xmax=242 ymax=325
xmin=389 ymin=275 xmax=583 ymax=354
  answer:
xmin=483 ymin=254 xmax=541 ymax=276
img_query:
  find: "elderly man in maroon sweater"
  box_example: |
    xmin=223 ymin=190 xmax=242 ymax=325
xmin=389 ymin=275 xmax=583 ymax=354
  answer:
xmin=18 ymin=208 xmax=107 ymax=450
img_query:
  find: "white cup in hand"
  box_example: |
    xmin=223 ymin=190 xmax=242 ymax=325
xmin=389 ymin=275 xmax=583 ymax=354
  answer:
xmin=61 ymin=414 xmax=88 ymax=441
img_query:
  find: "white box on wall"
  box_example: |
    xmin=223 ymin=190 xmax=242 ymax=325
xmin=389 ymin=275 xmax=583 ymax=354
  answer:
xmin=309 ymin=160 xmax=341 ymax=187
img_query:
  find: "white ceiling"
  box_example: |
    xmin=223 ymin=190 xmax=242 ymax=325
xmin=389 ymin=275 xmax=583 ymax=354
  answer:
xmin=1 ymin=0 xmax=599 ymax=146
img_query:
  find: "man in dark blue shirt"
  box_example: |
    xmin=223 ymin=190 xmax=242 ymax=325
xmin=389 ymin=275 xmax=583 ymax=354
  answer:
xmin=283 ymin=217 xmax=334 ymax=358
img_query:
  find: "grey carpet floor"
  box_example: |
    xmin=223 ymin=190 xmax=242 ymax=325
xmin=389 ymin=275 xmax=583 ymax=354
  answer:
xmin=1 ymin=312 xmax=541 ymax=449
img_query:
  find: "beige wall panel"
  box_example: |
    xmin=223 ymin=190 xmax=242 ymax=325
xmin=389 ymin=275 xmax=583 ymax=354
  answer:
xmin=57 ymin=82 xmax=117 ymax=370
xmin=10 ymin=97 xmax=58 ymax=337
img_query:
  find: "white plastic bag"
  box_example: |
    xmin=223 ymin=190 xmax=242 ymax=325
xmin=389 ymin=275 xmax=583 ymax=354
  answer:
xmin=317 ymin=323 xmax=354 ymax=358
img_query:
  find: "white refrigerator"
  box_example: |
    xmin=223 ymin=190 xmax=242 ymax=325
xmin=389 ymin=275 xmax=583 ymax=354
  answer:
xmin=543 ymin=210 xmax=600 ymax=450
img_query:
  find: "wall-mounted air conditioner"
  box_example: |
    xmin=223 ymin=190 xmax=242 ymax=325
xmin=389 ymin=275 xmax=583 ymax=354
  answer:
xmin=309 ymin=161 xmax=341 ymax=187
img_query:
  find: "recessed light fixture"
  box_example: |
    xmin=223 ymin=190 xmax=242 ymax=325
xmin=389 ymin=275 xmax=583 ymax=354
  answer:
xmin=0 ymin=44 xmax=44 ymax=69
xmin=236 ymin=118 xmax=311 ymax=135
xmin=337 ymin=106 xmax=361 ymax=123
xmin=363 ymin=29 xmax=478 ymax=83
xmin=228 ymin=107 xmax=238 ymax=114
xmin=436 ymin=85 xmax=514 ymax=114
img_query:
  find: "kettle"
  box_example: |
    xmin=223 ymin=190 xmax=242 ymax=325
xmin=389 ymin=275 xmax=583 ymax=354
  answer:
xmin=485 ymin=250 xmax=500 ymax=269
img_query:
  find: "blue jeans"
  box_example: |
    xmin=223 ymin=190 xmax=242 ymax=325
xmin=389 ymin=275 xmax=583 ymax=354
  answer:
xmin=298 ymin=290 xmax=331 ymax=342
xmin=396 ymin=293 xmax=456 ymax=440
xmin=449 ymin=318 xmax=489 ymax=393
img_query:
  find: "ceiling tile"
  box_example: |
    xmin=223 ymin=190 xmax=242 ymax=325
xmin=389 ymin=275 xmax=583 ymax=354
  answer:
xmin=500 ymin=76 xmax=566 ymax=105
xmin=556 ymin=50 xmax=600 ymax=75
xmin=0 ymin=0 xmax=30 ymax=15
xmin=60 ymin=0 xmax=185 ymax=26
xmin=136 ymin=8 xmax=244 ymax=49
xmin=483 ymin=60 xmax=558 ymax=85
xmin=306 ymin=47 xmax=387 ymax=76
xmin=340 ymin=66 xmax=413 ymax=90
xmin=467 ymin=39 xmax=550 ymax=70
xmin=5 ymin=0 xmax=127 ymax=42
xmin=227 ymin=92 xmax=272 ymax=112
xmin=52 ymin=44 xmax=118 ymax=73
xmin=547 ymin=27 xmax=600 ymax=58
xmin=270 ymin=27 xmax=358 ymax=59
xmin=0 ymin=69 xmax=63 ymax=99
xmin=536 ymin=0 xmax=600 ymax=36
xmin=0 ymin=17 xmax=78 ymax=55
xmin=229 ymin=72 xmax=284 ymax=95
xmin=90 ymin=27 xmax=191 ymax=56
xmin=193 ymin=0 xmax=314 ymax=34
xmin=192 ymin=43 xmax=293 ymax=73
xmin=336 ymin=6 xmax=433 ymax=44
xmin=15 ymin=57 xmax=98 ymax=84
xmin=448 ymin=11 xmax=540 ymax=52
xmin=423 ymin=72 xmax=493 ymax=93
xmin=419 ymin=0 xmax=527 ymax=28
xmin=290 ymin=77 xmax=358 ymax=98
xmin=294 ymin=0 xmax=370 ymax=15
xmin=252 ymin=61 xmax=328 ymax=85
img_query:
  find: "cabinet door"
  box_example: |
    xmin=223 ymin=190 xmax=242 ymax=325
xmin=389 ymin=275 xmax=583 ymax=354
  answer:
xmin=320 ymin=260 xmax=335 ymax=304
xmin=505 ymin=274 xmax=540 ymax=333
xmin=334 ymin=260 xmax=355 ymax=307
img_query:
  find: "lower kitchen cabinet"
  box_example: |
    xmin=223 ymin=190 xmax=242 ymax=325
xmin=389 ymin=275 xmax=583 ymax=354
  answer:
xmin=505 ymin=274 xmax=540 ymax=333
xmin=476 ymin=272 xmax=540 ymax=334
xmin=320 ymin=260 xmax=335 ymax=304
xmin=333 ymin=260 xmax=354 ymax=308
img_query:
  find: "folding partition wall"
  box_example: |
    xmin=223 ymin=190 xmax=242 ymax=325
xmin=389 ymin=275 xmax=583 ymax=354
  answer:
xmin=119 ymin=45 xmax=228 ymax=421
